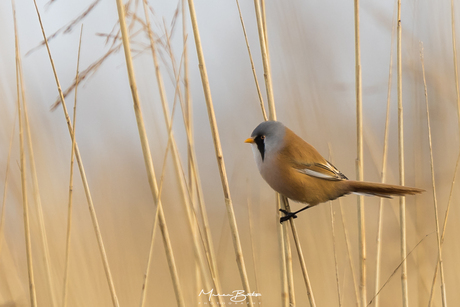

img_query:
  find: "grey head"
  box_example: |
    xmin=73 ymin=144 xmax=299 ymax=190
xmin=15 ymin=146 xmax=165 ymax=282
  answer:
xmin=249 ymin=121 xmax=286 ymax=161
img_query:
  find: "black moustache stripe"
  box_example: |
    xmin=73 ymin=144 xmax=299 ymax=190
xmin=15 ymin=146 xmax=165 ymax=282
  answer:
xmin=254 ymin=136 xmax=265 ymax=161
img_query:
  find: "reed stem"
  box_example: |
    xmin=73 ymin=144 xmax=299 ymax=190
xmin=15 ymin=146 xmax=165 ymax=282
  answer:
xmin=396 ymin=1 xmax=409 ymax=306
xmin=420 ymin=44 xmax=447 ymax=307
xmin=62 ymin=25 xmax=83 ymax=307
xmin=254 ymin=0 xmax=276 ymax=120
xmin=187 ymin=0 xmax=254 ymax=303
xmin=282 ymin=197 xmax=316 ymax=307
xmin=32 ymin=0 xmax=120 ymax=305
xmin=114 ymin=1 xmax=185 ymax=306
xmin=354 ymin=0 xmax=366 ymax=305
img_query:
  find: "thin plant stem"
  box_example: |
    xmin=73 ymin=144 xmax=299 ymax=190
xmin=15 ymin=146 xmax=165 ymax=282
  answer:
xmin=14 ymin=6 xmax=36 ymax=306
xmin=254 ymin=0 xmax=276 ymax=120
xmin=373 ymin=3 xmax=397 ymax=306
xmin=428 ymin=0 xmax=460 ymax=304
xmin=187 ymin=0 xmax=254 ymax=303
xmin=62 ymin=24 xmax=83 ymax=307
xmin=368 ymin=233 xmax=432 ymax=306
xmin=283 ymin=217 xmax=295 ymax=306
xmin=354 ymin=0 xmax=366 ymax=305
xmin=330 ymin=203 xmax=342 ymax=307
xmin=114 ymin=1 xmax=185 ymax=306
xmin=140 ymin=70 xmax=183 ymax=306
xmin=14 ymin=3 xmax=59 ymax=305
xmin=0 ymin=111 xmax=17 ymax=257
xmin=32 ymin=0 xmax=120 ymax=305
xmin=247 ymin=197 xmax=262 ymax=305
xmin=282 ymin=197 xmax=316 ymax=307
xmin=160 ymin=16 xmax=225 ymax=295
xmin=420 ymin=44 xmax=447 ymax=307
xmin=339 ymin=199 xmax=360 ymax=307
xmin=235 ymin=0 xmax=267 ymax=121
xmin=277 ymin=197 xmax=289 ymax=307
xmin=260 ymin=0 xmax=269 ymax=61
xmin=140 ymin=3 xmax=223 ymax=305
xmin=429 ymin=0 xmax=460 ymax=303
xmin=161 ymin=22 xmax=223 ymax=296
xmin=181 ymin=0 xmax=201 ymax=300
xmin=396 ymin=1 xmax=409 ymax=306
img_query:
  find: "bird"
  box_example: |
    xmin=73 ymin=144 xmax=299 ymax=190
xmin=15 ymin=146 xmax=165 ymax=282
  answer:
xmin=245 ymin=121 xmax=424 ymax=223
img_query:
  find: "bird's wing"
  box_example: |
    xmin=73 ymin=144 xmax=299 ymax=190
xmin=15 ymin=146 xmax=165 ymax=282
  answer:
xmin=294 ymin=160 xmax=348 ymax=181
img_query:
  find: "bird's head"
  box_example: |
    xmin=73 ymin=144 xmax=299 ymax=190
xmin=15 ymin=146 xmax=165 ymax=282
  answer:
xmin=245 ymin=121 xmax=286 ymax=162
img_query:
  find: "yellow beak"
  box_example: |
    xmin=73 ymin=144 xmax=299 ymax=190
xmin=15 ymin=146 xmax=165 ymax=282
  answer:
xmin=244 ymin=137 xmax=255 ymax=144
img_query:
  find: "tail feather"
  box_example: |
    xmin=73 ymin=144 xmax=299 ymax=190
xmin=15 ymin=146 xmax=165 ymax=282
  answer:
xmin=345 ymin=180 xmax=424 ymax=198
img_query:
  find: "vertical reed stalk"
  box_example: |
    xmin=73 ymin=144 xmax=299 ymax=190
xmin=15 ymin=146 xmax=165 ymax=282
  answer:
xmin=353 ymin=0 xmax=366 ymax=305
xmin=145 ymin=20 xmax=223 ymax=306
xmin=0 ymin=112 xmax=17 ymax=256
xmin=32 ymin=1 xmax=120 ymax=305
xmin=283 ymin=219 xmax=295 ymax=306
xmin=327 ymin=148 xmax=341 ymax=306
xmin=187 ymin=0 xmax=254 ymax=303
xmin=374 ymin=4 xmax=397 ymax=306
xmin=282 ymin=197 xmax=316 ymax=307
xmin=14 ymin=2 xmax=58 ymax=305
xmin=339 ymin=199 xmax=360 ymax=307
xmin=428 ymin=0 xmax=460 ymax=304
xmin=235 ymin=0 xmax=267 ymax=121
xmin=114 ymin=1 xmax=185 ymax=306
xmin=396 ymin=1 xmax=409 ymax=306
xmin=62 ymin=25 xmax=83 ymax=307
xmin=277 ymin=197 xmax=289 ymax=307
xmin=247 ymin=197 xmax=262 ymax=305
xmin=330 ymin=203 xmax=342 ymax=306
xmin=161 ymin=23 xmax=224 ymax=292
xmin=181 ymin=0 xmax=201 ymax=299
xmin=14 ymin=2 xmax=36 ymax=303
xmin=254 ymin=4 xmax=298 ymax=305
xmin=161 ymin=18 xmax=225 ymax=297
xmin=141 ymin=2 xmax=222 ymax=303
xmin=420 ymin=44 xmax=447 ymax=307
xmin=254 ymin=0 xmax=276 ymax=119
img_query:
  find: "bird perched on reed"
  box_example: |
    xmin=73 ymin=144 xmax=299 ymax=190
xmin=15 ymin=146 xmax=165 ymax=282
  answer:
xmin=245 ymin=121 xmax=424 ymax=223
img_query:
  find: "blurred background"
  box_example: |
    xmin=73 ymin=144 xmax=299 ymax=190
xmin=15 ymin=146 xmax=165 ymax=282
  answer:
xmin=0 ymin=0 xmax=459 ymax=306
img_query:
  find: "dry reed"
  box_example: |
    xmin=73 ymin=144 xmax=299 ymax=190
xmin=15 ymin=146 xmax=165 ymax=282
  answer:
xmin=420 ymin=44 xmax=447 ymax=307
xmin=339 ymin=199 xmax=360 ymax=306
xmin=114 ymin=0 xmax=185 ymax=305
xmin=330 ymin=203 xmax=342 ymax=307
xmin=282 ymin=197 xmax=316 ymax=307
xmin=62 ymin=24 xmax=83 ymax=307
xmin=353 ymin=0 xmax=366 ymax=305
xmin=277 ymin=196 xmax=289 ymax=307
xmin=283 ymin=220 xmax=295 ymax=306
xmin=0 ymin=113 xmax=16 ymax=257
xmin=254 ymin=0 xmax=276 ymax=119
xmin=140 ymin=2 xmax=223 ymax=304
xmin=428 ymin=0 xmax=460 ymax=304
xmin=373 ymin=3 xmax=397 ymax=306
xmin=186 ymin=0 xmax=254 ymax=304
xmin=13 ymin=0 xmax=37 ymax=305
xmin=32 ymin=0 xmax=120 ymax=305
xmin=396 ymin=1 xmax=409 ymax=306
xmin=235 ymin=0 xmax=267 ymax=121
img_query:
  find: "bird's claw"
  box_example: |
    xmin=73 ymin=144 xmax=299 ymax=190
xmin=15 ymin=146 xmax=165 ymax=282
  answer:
xmin=279 ymin=209 xmax=297 ymax=223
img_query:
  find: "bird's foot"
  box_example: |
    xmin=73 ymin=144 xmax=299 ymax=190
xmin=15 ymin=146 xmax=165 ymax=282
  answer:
xmin=279 ymin=209 xmax=297 ymax=223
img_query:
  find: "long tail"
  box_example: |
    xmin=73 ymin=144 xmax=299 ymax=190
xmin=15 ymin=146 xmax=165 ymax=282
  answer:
xmin=344 ymin=180 xmax=424 ymax=198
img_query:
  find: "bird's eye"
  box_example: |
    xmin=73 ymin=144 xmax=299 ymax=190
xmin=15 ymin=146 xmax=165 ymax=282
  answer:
xmin=260 ymin=135 xmax=265 ymax=140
